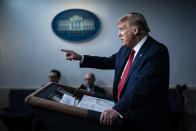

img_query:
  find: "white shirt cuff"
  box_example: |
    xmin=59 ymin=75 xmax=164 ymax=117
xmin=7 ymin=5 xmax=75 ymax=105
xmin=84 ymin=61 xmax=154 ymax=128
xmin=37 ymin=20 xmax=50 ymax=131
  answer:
xmin=114 ymin=110 xmax=123 ymax=118
xmin=78 ymin=55 xmax=84 ymax=63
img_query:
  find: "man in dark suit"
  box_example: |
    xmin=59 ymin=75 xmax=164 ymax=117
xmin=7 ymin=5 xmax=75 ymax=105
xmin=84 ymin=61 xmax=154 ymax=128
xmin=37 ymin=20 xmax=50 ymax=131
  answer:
xmin=61 ymin=13 xmax=170 ymax=131
xmin=80 ymin=72 xmax=105 ymax=94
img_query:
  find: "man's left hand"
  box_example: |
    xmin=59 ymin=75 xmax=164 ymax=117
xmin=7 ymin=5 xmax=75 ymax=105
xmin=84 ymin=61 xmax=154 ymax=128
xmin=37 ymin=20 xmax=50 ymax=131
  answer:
xmin=100 ymin=108 xmax=119 ymax=126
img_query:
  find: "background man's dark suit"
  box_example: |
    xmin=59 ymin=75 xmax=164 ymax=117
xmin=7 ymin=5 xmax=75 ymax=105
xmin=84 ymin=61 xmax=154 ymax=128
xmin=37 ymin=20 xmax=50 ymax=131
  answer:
xmin=80 ymin=36 xmax=170 ymax=131
xmin=80 ymin=84 xmax=105 ymax=94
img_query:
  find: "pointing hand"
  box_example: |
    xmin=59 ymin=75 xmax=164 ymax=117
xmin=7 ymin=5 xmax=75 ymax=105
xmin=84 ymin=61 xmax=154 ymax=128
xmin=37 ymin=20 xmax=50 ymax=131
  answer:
xmin=61 ymin=49 xmax=82 ymax=61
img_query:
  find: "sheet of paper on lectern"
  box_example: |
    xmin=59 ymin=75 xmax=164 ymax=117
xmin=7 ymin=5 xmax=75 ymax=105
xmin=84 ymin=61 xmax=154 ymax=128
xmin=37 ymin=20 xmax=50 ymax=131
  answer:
xmin=77 ymin=95 xmax=115 ymax=112
xmin=60 ymin=94 xmax=78 ymax=106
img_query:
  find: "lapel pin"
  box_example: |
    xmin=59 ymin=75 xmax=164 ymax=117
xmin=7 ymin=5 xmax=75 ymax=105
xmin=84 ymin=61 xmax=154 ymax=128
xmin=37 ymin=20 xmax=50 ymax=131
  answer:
xmin=140 ymin=54 xmax=142 ymax=57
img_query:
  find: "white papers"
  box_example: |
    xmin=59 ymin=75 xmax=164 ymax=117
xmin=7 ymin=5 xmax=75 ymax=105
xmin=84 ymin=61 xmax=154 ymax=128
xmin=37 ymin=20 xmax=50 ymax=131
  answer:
xmin=59 ymin=94 xmax=115 ymax=112
xmin=77 ymin=95 xmax=115 ymax=112
xmin=60 ymin=94 xmax=78 ymax=106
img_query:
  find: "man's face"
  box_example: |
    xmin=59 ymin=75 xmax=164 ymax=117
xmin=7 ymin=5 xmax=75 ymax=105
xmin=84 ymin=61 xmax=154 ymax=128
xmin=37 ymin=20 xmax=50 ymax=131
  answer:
xmin=49 ymin=72 xmax=59 ymax=83
xmin=118 ymin=21 xmax=135 ymax=48
xmin=84 ymin=74 xmax=95 ymax=87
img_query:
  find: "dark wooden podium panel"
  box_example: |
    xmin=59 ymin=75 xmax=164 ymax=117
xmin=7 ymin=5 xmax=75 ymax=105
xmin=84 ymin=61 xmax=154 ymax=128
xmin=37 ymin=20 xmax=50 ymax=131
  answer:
xmin=34 ymin=106 xmax=122 ymax=131
xmin=25 ymin=82 xmax=123 ymax=131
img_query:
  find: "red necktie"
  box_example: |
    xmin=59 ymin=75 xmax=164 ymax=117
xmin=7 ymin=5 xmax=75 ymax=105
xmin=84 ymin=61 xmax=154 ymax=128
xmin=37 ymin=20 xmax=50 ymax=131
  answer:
xmin=117 ymin=49 xmax=135 ymax=101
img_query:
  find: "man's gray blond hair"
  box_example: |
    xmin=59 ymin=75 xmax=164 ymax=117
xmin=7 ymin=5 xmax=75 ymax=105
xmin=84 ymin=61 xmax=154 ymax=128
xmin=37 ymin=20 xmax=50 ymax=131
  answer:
xmin=117 ymin=13 xmax=150 ymax=36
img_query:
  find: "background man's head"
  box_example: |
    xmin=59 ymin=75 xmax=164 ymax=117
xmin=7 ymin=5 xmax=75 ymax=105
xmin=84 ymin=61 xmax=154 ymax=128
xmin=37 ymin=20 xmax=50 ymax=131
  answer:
xmin=117 ymin=13 xmax=150 ymax=48
xmin=49 ymin=69 xmax=61 ymax=83
xmin=84 ymin=73 xmax=96 ymax=87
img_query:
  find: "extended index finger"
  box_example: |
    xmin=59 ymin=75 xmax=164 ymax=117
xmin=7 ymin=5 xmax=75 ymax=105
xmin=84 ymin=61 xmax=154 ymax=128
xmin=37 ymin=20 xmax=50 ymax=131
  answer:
xmin=60 ymin=49 xmax=72 ymax=53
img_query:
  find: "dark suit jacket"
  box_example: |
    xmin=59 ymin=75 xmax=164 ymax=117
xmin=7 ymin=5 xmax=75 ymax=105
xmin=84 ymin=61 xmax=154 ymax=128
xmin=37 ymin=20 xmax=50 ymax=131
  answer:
xmin=80 ymin=84 xmax=105 ymax=94
xmin=80 ymin=36 xmax=170 ymax=131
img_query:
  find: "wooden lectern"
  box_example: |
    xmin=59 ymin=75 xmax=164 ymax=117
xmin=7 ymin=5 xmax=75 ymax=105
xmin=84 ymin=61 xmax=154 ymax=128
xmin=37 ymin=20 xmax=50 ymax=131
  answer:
xmin=25 ymin=82 xmax=123 ymax=131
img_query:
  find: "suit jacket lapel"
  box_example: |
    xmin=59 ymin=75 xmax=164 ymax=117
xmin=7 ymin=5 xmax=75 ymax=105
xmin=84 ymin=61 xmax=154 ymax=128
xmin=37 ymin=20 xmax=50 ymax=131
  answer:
xmin=115 ymin=47 xmax=131 ymax=85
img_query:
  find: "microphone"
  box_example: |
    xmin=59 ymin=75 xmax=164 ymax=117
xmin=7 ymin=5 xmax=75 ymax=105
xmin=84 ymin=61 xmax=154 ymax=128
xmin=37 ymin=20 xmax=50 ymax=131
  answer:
xmin=72 ymin=85 xmax=84 ymax=97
